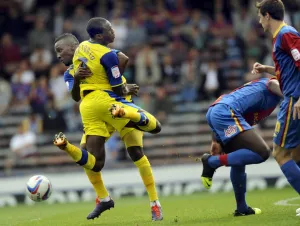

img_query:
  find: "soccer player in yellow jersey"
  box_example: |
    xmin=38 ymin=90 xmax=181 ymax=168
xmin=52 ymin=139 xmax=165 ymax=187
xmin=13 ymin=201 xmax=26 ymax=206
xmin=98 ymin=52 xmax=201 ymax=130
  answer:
xmin=54 ymin=31 xmax=163 ymax=221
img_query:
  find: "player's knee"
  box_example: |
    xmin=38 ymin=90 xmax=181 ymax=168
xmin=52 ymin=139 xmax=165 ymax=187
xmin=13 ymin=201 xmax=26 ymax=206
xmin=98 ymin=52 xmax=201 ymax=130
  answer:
xmin=92 ymin=159 xmax=105 ymax=172
xmin=272 ymin=145 xmax=293 ymax=165
xmin=150 ymin=120 xmax=161 ymax=134
xmin=127 ymin=146 xmax=144 ymax=162
xmin=259 ymin=148 xmax=271 ymax=161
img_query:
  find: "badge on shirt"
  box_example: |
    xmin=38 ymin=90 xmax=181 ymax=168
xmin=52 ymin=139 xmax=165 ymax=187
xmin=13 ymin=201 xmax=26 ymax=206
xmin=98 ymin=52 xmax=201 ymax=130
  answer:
xmin=224 ymin=125 xmax=237 ymax=137
xmin=111 ymin=66 xmax=121 ymax=78
xmin=291 ymin=49 xmax=300 ymax=61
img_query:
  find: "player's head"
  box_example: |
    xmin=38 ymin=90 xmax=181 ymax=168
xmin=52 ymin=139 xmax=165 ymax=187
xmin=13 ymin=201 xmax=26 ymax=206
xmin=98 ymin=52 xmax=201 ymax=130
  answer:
xmin=86 ymin=17 xmax=115 ymax=45
xmin=54 ymin=33 xmax=79 ymax=66
xmin=256 ymin=0 xmax=285 ymax=32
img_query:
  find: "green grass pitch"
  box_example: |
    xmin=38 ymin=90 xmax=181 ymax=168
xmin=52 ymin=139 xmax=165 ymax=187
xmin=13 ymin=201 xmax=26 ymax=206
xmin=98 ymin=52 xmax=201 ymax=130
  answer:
xmin=1 ymin=188 xmax=299 ymax=226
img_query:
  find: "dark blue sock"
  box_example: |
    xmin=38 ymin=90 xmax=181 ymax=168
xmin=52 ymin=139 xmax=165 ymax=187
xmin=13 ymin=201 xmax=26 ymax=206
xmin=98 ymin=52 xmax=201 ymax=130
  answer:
xmin=231 ymin=166 xmax=248 ymax=213
xmin=208 ymin=149 xmax=264 ymax=169
xmin=281 ymin=160 xmax=300 ymax=194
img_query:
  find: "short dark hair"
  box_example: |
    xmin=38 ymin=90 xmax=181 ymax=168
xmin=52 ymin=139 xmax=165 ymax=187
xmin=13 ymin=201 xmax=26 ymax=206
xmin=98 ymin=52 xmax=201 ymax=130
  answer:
xmin=86 ymin=17 xmax=108 ymax=38
xmin=256 ymin=0 xmax=285 ymax=21
xmin=54 ymin=33 xmax=79 ymax=45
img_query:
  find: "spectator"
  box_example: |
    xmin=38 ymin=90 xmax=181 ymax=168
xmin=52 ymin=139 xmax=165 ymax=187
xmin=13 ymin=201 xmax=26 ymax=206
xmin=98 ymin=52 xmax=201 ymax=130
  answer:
xmin=29 ymin=76 xmax=52 ymax=115
xmin=49 ymin=64 xmax=72 ymax=111
xmin=161 ymin=55 xmax=180 ymax=84
xmin=42 ymin=97 xmax=67 ymax=133
xmin=0 ymin=78 xmax=12 ymax=115
xmin=11 ymin=59 xmax=35 ymax=85
xmin=2 ymin=5 xmax=28 ymax=40
xmin=53 ymin=1 xmax=65 ymax=37
xmin=71 ymin=5 xmax=91 ymax=41
xmin=61 ymin=19 xmax=81 ymax=42
xmin=22 ymin=112 xmax=43 ymax=134
xmin=9 ymin=123 xmax=37 ymax=159
xmin=135 ymin=44 xmax=162 ymax=87
xmin=199 ymin=60 xmax=224 ymax=100
xmin=5 ymin=123 xmax=38 ymax=176
xmin=28 ymin=17 xmax=53 ymax=51
xmin=0 ymin=33 xmax=21 ymax=75
xmin=154 ymin=86 xmax=173 ymax=124
xmin=64 ymin=103 xmax=82 ymax=132
xmin=111 ymin=16 xmax=128 ymax=50
xmin=29 ymin=45 xmax=52 ymax=76
xmin=10 ymin=72 xmax=31 ymax=111
xmin=180 ymin=49 xmax=200 ymax=102
xmin=125 ymin=19 xmax=147 ymax=48
xmin=232 ymin=7 xmax=253 ymax=40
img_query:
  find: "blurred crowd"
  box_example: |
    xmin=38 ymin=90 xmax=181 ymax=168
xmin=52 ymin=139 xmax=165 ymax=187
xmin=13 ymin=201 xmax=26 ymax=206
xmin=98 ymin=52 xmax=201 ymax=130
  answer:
xmin=1 ymin=0 xmax=300 ymax=164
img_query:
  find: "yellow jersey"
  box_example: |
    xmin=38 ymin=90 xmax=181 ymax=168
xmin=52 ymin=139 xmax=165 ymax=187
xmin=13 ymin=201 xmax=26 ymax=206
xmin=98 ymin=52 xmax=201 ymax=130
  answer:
xmin=73 ymin=40 xmax=126 ymax=98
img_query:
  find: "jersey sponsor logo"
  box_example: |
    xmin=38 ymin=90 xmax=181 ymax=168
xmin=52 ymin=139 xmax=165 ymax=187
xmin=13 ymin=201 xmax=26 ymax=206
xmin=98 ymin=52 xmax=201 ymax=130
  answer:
xmin=224 ymin=125 xmax=237 ymax=137
xmin=291 ymin=49 xmax=300 ymax=61
xmin=111 ymin=66 xmax=121 ymax=78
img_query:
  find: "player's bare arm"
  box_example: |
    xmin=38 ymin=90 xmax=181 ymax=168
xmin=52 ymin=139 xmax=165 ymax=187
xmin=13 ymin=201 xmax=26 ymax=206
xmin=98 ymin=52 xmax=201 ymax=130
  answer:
xmin=71 ymin=63 xmax=92 ymax=102
xmin=115 ymin=51 xmax=139 ymax=97
xmin=268 ymin=79 xmax=283 ymax=97
xmin=252 ymin=62 xmax=276 ymax=75
xmin=117 ymin=51 xmax=129 ymax=75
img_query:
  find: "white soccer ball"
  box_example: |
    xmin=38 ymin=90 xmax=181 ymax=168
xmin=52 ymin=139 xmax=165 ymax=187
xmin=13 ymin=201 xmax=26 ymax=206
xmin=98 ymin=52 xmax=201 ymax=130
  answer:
xmin=296 ymin=208 xmax=300 ymax=217
xmin=26 ymin=175 xmax=52 ymax=202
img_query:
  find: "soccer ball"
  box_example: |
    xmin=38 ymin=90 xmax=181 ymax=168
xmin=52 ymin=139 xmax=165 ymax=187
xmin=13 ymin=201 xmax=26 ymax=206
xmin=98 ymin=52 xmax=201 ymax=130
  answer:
xmin=26 ymin=175 xmax=52 ymax=202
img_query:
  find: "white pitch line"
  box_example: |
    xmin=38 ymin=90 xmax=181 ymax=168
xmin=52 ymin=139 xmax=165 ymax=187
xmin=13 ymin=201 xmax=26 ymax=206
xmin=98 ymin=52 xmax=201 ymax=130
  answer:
xmin=274 ymin=197 xmax=300 ymax=206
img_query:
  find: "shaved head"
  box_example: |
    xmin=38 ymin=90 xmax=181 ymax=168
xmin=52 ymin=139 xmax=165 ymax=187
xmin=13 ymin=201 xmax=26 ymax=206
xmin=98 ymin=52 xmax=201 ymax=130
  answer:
xmin=55 ymin=33 xmax=79 ymax=46
xmin=54 ymin=33 xmax=79 ymax=66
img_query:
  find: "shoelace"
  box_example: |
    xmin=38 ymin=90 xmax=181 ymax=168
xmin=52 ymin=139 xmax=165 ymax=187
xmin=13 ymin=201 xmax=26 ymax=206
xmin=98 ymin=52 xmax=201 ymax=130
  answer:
xmin=152 ymin=205 xmax=161 ymax=218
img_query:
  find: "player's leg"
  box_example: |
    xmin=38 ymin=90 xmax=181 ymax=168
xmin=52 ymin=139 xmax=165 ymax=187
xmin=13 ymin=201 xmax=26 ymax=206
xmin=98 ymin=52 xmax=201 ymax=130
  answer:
xmin=79 ymin=91 xmax=116 ymax=219
xmin=85 ymin=135 xmax=115 ymax=219
xmin=121 ymin=128 xmax=163 ymax=221
xmin=273 ymin=98 xmax=300 ymax=194
xmin=231 ymin=166 xmax=261 ymax=216
xmin=110 ymin=103 xmax=161 ymax=134
xmin=201 ymin=105 xmax=270 ymax=189
xmin=291 ymin=146 xmax=300 ymax=168
xmin=53 ymin=132 xmax=101 ymax=171
xmin=53 ymin=133 xmax=113 ymax=219
xmin=79 ymin=134 xmax=111 ymax=202
xmin=273 ymin=144 xmax=300 ymax=194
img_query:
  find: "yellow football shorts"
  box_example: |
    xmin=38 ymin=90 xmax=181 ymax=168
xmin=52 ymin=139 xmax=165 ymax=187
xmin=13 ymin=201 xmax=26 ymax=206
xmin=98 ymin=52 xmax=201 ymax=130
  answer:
xmin=80 ymin=90 xmax=140 ymax=139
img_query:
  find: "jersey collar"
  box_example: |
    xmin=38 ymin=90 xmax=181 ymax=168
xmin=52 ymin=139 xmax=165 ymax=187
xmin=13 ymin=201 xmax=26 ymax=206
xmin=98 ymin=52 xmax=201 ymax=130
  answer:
xmin=273 ymin=22 xmax=287 ymax=38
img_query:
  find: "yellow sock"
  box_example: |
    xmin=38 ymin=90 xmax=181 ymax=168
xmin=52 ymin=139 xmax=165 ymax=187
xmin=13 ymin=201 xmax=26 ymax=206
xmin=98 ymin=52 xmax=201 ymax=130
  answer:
xmin=64 ymin=143 xmax=96 ymax=170
xmin=124 ymin=109 xmax=157 ymax=132
xmin=84 ymin=169 xmax=109 ymax=199
xmin=124 ymin=108 xmax=141 ymax=122
xmin=64 ymin=142 xmax=82 ymax=162
xmin=136 ymin=112 xmax=157 ymax=132
xmin=134 ymin=155 xmax=158 ymax=201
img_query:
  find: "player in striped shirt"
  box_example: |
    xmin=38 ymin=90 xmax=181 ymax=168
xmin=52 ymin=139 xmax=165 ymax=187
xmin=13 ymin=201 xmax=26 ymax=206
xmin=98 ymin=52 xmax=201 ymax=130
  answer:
xmin=253 ymin=0 xmax=300 ymax=199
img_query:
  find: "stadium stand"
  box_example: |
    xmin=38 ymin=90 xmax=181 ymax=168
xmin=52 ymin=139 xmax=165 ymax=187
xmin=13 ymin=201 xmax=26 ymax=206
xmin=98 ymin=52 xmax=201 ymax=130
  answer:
xmin=0 ymin=0 xmax=298 ymax=176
